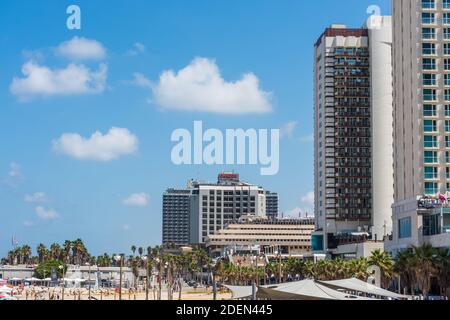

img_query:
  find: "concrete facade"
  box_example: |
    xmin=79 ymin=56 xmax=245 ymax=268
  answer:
xmin=313 ymin=19 xmax=394 ymax=253
xmin=389 ymin=0 xmax=450 ymax=251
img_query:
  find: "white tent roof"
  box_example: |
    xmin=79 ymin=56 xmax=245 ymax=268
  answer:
xmin=24 ymin=277 xmax=41 ymax=282
xmin=318 ymin=278 xmax=408 ymax=300
xmin=224 ymin=285 xmax=254 ymax=300
xmin=257 ymin=280 xmax=376 ymax=300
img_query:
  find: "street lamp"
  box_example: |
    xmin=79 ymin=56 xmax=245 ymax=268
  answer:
xmin=142 ymin=256 xmax=149 ymax=301
xmin=58 ymin=265 xmax=65 ymax=300
xmin=274 ymin=250 xmax=282 ymax=284
xmin=114 ymin=255 xmax=123 ymax=300
xmin=164 ymin=262 xmax=170 ymax=300
xmin=155 ymin=258 xmax=162 ymax=300
xmin=85 ymin=262 xmax=91 ymax=300
xmin=250 ymin=256 xmax=257 ymax=300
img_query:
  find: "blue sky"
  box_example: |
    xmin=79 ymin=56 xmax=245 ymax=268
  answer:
xmin=0 ymin=0 xmax=391 ymax=257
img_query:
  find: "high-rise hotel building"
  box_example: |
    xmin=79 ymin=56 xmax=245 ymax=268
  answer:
xmin=386 ymin=0 xmax=450 ymax=253
xmin=162 ymin=173 xmax=279 ymax=245
xmin=313 ymin=18 xmax=394 ymax=253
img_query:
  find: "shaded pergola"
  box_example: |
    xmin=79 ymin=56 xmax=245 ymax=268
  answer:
xmin=225 ymin=279 xmax=380 ymax=300
xmin=318 ymin=278 xmax=409 ymax=300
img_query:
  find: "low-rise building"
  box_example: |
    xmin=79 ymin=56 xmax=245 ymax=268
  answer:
xmin=205 ymin=216 xmax=314 ymax=258
xmin=385 ymin=196 xmax=450 ymax=255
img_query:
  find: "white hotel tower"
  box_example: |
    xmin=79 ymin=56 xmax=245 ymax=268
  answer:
xmin=386 ymin=0 xmax=450 ymax=253
xmin=313 ymin=17 xmax=394 ymax=255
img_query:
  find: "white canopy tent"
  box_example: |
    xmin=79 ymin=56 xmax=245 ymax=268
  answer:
xmin=24 ymin=277 xmax=41 ymax=282
xmin=256 ymin=280 xmax=376 ymax=300
xmin=318 ymin=278 xmax=409 ymax=300
xmin=224 ymin=285 xmax=254 ymax=300
xmin=225 ymin=280 xmax=378 ymax=300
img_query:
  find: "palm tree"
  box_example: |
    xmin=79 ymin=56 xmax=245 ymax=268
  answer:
xmin=138 ymin=247 xmax=143 ymax=257
xmin=37 ymin=243 xmax=47 ymax=264
xmin=50 ymin=243 xmax=62 ymax=261
xmin=21 ymin=245 xmax=32 ymax=265
xmin=7 ymin=251 xmax=15 ymax=265
xmin=63 ymin=240 xmax=72 ymax=264
xmin=131 ymin=245 xmax=136 ymax=257
xmin=412 ymin=244 xmax=436 ymax=298
xmin=129 ymin=257 xmax=140 ymax=289
xmin=368 ymin=250 xmax=394 ymax=288
xmin=434 ymin=248 xmax=450 ymax=296
xmin=394 ymin=249 xmax=416 ymax=295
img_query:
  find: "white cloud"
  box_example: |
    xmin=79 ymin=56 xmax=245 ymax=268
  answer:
xmin=35 ymin=206 xmax=59 ymax=220
xmin=300 ymin=133 xmax=314 ymax=143
xmin=123 ymin=224 xmax=131 ymax=231
xmin=9 ymin=162 xmax=22 ymax=178
xmin=126 ymin=42 xmax=146 ymax=56
xmin=280 ymin=121 xmax=298 ymax=138
xmin=148 ymin=57 xmax=272 ymax=114
xmin=24 ymin=192 xmax=48 ymax=203
xmin=122 ymin=193 xmax=149 ymax=207
xmin=23 ymin=220 xmax=35 ymax=227
xmin=53 ymin=127 xmax=139 ymax=161
xmin=56 ymin=37 xmax=107 ymax=61
xmin=131 ymin=72 xmax=152 ymax=89
xmin=10 ymin=62 xmax=108 ymax=101
xmin=3 ymin=162 xmax=23 ymax=188
xmin=284 ymin=191 xmax=315 ymax=219
xmin=301 ymin=191 xmax=314 ymax=207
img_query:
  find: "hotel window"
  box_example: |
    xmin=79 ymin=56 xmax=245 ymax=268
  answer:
xmin=423 ymin=73 xmax=437 ymax=85
xmin=422 ymin=0 xmax=435 ymax=9
xmin=424 ymin=120 xmax=437 ymax=132
xmin=445 ymin=0 xmax=450 ymax=9
xmin=446 ymin=120 xmax=450 ymax=132
xmin=447 ymin=151 xmax=450 ymax=163
xmin=425 ymin=166 xmax=438 ymax=179
xmin=445 ymin=13 xmax=450 ymax=24
xmin=425 ymin=151 xmax=438 ymax=163
xmin=422 ymin=28 xmax=436 ymax=40
xmin=423 ymin=58 xmax=436 ymax=70
xmin=399 ymin=217 xmax=412 ymax=239
xmin=424 ymin=104 xmax=437 ymax=116
xmin=447 ymin=167 xmax=450 ymax=179
xmin=446 ymin=74 xmax=450 ymax=86
xmin=446 ymin=136 xmax=450 ymax=147
xmin=423 ymin=43 xmax=436 ymax=55
xmin=446 ymin=105 xmax=450 ymax=116
xmin=445 ymin=28 xmax=450 ymax=40
xmin=423 ymin=12 xmax=436 ymax=24
xmin=424 ymin=135 xmax=438 ymax=148
xmin=446 ymin=89 xmax=450 ymax=101
xmin=446 ymin=59 xmax=450 ymax=70
xmin=425 ymin=182 xmax=439 ymax=195
xmin=423 ymin=89 xmax=437 ymax=100
xmin=445 ymin=43 xmax=450 ymax=55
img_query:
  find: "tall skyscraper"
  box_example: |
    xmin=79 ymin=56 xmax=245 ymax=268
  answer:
xmin=162 ymin=173 xmax=277 ymax=245
xmin=162 ymin=188 xmax=192 ymax=245
xmin=265 ymin=191 xmax=279 ymax=219
xmin=313 ymin=18 xmax=394 ymax=254
xmin=387 ymin=0 xmax=450 ymax=253
xmin=189 ymin=173 xmax=268 ymax=244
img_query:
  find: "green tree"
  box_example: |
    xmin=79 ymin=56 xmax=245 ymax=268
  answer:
xmin=34 ymin=260 xmax=65 ymax=279
xmin=368 ymin=250 xmax=394 ymax=288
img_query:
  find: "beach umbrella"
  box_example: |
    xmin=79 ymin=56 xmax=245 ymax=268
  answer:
xmin=0 ymin=285 xmax=13 ymax=293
